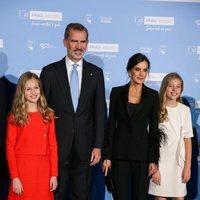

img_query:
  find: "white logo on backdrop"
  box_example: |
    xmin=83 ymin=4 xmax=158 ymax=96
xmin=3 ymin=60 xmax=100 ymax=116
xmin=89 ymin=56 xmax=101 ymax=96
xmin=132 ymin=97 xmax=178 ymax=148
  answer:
xmin=188 ymin=46 xmax=200 ymax=55
xmin=196 ymin=101 xmax=200 ymax=109
xmin=197 ymin=46 xmax=200 ymax=54
xmin=87 ymin=43 xmax=119 ymax=59
xmin=159 ymin=45 xmax=167 ymax=55
xmin=19 ymin=10 xmax=62 ymax=28
xmin=100 ymin=16 xmax=112 ymax=24
xmin=104 ymin=72 xmax=111 ymax=83
xmin=29 ymin=11 xmax=62 ymax=21
xmin=19 ymin=10 xmax=63 ymax=22
xmin=134 ymin=16 xmax=144 ymax=25
xmin=144 ymin=16 xmax=174 ymax=26
xmin=27 ymin=41 xmax=35 ymax=51
xmin=195 ymin=19 xmax=200 ymax=26
xmin=145 ymin=73 xmax=167 ymax=90
xmin=18 ymin=10 xmax=29 ymax=20
xmin=30 ymin=70 xmax=41 ymax=77
xmin=147 ymin=73 xmax=167 ymax=82
xmin=85 ymin=14 xmax=93 ymax=24
xmin=143 ymin=16 xmax=174 ymax=32
xmin=140 ymin=47 xmax=152 ymax=54
xmin=194 ymin=74 xmax=200 ymax=83
xmin=0 ymin=39 xmax=3 ymax=48
xmin=31 ymin=21 xmax=61 ymax=28
xmin=20 ymin=70 xmax=41 ymax=77
xmin=39 ymin=43 xmax=56 ymax=49
xmin=26 ymin=41 xmax=56 ymax=51
xmin=88 ymin=43 xmax=119 ymax=53
xmin=188 ymin=46 xmax=197 ymax=54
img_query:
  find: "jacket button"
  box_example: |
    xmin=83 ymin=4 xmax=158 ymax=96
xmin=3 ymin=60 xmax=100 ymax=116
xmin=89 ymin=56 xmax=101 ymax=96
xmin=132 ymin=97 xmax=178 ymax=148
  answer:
xmin=44 ymin=134 xmax=47 ymax=137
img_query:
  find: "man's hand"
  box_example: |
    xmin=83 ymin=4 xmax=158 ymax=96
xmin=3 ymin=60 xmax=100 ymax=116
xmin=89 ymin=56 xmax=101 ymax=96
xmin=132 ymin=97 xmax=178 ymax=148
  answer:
xmin=90 ymin=148 xmax=101 ymax=166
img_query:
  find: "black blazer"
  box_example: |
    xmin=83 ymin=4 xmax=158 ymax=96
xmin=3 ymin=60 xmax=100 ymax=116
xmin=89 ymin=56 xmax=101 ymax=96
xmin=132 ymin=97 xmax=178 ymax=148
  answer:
xmin=0 ymin=79 xmax=7 ymax=144
xmin=40 ymin=57 xmax=106 ymax=162
xmin=104 ymin=83 xmax=159 ymax=164
xmin=0 ymin=79 xmax=9 ymax=180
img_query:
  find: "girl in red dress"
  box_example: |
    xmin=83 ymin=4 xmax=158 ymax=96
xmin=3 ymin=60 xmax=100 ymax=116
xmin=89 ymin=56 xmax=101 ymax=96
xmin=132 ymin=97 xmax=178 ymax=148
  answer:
xmin=6 ymin=72 xmax=58 ymax=200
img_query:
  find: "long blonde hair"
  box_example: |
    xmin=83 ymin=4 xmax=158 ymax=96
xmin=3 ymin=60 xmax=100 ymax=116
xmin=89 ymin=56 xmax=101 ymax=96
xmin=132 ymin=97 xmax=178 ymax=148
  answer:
xmin=159 ymin=72 xmax=183 ymax=123
xmin=11 ymin=71 xmax=54 ymax=126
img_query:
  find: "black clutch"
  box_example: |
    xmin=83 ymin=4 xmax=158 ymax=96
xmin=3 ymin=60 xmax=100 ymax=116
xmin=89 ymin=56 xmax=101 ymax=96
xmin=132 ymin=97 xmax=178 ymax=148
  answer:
xmin=105 ymin=168 xmax=114 ymax=193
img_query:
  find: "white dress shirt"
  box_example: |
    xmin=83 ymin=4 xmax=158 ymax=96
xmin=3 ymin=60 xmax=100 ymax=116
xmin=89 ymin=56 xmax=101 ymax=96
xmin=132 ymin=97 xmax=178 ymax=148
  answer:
xmin=65 ymin=56 xmax=83 ymax=95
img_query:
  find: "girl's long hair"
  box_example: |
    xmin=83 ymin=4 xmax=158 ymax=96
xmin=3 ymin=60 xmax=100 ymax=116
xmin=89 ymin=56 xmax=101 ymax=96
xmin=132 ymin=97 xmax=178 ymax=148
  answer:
xmin=159 ymin=72 xmax=183 ymax=123
xmin=11 ymin=71 xmax=54 ymax=126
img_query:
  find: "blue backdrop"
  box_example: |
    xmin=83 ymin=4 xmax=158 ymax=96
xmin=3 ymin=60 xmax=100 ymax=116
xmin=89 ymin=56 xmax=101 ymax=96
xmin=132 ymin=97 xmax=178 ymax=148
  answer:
xmin=0 ymin=0 xmax=200 ymax=199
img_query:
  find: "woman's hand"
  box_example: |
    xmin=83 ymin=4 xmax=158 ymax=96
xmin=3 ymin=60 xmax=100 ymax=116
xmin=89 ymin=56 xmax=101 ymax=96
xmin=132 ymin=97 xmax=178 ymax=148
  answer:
xmin=50 ymin=176 xmax=58 ymax=191
xmin=12 ymin=178 xmax=23 ymax=195
xmin=102 ymin=159 xmax=111 ymax=176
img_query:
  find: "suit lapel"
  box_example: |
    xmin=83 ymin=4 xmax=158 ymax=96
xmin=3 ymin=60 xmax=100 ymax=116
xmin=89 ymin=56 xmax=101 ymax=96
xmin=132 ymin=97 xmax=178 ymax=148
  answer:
xmin=134 ymin=84 xmax=148 ymax=115
xmin=120 ymin=83 xmax=130 ymax=119
xmin=120 ymin=83 xmax=148 ymax=118
xmin=76 ymin=60 xmax=92 ymax=113
xmin=55 ymin=58 xmax=74 ymax=114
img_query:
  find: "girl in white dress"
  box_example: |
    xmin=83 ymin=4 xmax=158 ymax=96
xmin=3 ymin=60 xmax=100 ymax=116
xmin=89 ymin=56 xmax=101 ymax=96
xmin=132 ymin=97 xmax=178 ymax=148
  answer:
xmin=149 ymin=72 xmax=193 ymax=200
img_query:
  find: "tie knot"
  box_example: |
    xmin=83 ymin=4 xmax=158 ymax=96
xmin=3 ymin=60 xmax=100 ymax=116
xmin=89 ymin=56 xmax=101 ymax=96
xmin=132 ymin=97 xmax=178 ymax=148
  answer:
xmin=72 ymin=64 xmax=78 ymax=70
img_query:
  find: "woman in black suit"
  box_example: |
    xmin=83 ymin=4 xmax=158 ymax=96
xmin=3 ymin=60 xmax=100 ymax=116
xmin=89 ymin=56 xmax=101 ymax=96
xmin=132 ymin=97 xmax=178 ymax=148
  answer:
xmin=103 ymin=53 xmax=160 ymax=200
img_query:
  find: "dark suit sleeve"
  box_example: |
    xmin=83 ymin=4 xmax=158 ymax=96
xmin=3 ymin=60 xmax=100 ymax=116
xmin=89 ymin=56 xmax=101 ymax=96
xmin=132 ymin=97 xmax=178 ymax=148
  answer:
xmin=148 ymin=91 xmax=160 ymax=164
xmin=93 ymin=69 xmax=106 ymax=149
xmin=0 ymin=80 xmax=7 ymax=142
xmin=104 ymin=88 xmax=117 ymax=159
xmin=0 ymin=80 xmax=7 ymax=178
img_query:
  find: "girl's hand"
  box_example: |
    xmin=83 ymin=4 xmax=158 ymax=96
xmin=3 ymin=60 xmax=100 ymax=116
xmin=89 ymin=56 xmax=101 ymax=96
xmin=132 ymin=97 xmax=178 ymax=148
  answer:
xmin=50 ymin=176 xmax=58 ymax=191
xmin=182 ymin=165 xmax=191 ymax=183
xmin=151 ymin=170 xmax=161 ymax=185
xmin=12 ymin=178 xmax=23 ymax=195
xmin=102 ymin=159 xmax=111 ymax=176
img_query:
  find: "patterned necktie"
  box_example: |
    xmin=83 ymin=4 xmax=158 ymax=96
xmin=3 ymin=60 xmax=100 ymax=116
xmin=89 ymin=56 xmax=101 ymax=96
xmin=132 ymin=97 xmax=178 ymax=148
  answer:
xmin=70 ymin=64 xmax=79 ymax=111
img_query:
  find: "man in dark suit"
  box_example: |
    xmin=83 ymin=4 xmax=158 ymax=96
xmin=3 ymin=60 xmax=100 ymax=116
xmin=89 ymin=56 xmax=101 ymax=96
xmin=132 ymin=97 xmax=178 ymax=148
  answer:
xmin=0 ymin=79 xmax=8 ymax=200
xmin=0 ymin=77 xmax=16 ymax=200
xmin=40 ymin=23 xmax=106 ymax=200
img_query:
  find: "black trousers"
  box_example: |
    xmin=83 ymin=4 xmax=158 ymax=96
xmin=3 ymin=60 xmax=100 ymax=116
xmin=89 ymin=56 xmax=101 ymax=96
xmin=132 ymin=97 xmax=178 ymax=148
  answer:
xmin=112 ymin=160 xmax=149 ymax=200
xmin=54 ymin=146 xmax=92 ymax=200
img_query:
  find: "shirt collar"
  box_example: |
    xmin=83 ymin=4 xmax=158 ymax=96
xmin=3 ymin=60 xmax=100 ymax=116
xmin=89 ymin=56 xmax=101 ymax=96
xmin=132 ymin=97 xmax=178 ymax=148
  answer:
xmin=65 ymin=56 xmax=83 ymax=68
